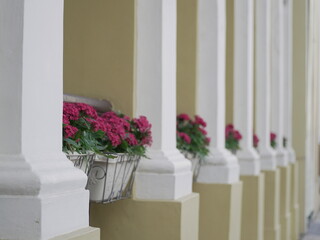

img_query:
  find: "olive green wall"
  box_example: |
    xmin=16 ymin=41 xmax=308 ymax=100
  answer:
xmin=176 ymin=0 xmax=198 ymax=116
xmin=226 ymin=0 xmax=234 ymax=125
xmin=292 ymin=0 xmax=307 ymax=232
xmin=63 ymin=0 xmax=135 ymax=116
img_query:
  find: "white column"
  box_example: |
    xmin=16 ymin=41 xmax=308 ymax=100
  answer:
xmin=271 ymin=0 xmax=289 ymax=166
xmin=135 ymin=0 xmax=192 ymax=200
xmin=196 ymin=0 xmax=239 ymax=183
xmin=255 ymin=0 xmax=277 ymax=171
xmin=283 ymin=0 xmax=296 ymax=163
xmin=0 ymin=1 xmax=89 ymax=240
xmin=234 ymin=0 xmax=260 ymax=175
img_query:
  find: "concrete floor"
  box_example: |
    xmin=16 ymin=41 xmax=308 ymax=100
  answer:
xmin=302 ymin=214 xmax=320 ymax=240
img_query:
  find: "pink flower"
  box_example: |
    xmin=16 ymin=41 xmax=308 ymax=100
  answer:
xmin=225 ymin=124 xmax=234 ymax=136
xmin=199 ymin=127 xmax=207 ymax=136
xmin=178 ymin=132 xmax=191 ymax=144
xmin=63 ymin=125 xmax=78 ymax=139
xmin=253 ymin=134 xmax=259 ymax=147
xmin=270 ymin=132 xmax=277 ymax=141
xmin=107 ymin=132 xmax=122 ymax=147
xmin=195 ymin=115 xmax=207 ymax=127
xmin=75 ymin=103 xmax=98 ymax=119
xmin=63 ymin=102 xmax=80 ymax=121
xmin=63 ymin=114 xmax=70 ymax=125
xmin=177 ymin=113 xmax=191 ymax=121
xmin=141 ymin=134 xmax=153 ymax=146
xmin=205 ymin=137 xmax=211 ymax=144
xmin=87 ymin=117 xmax=107 ymax=132
xmin=133 ymin=116 xmax=152 ymax=133
xmin=126 ymin=133 xmax=138 ymax=146
xmin=233 ymin=130 xmax=242 ymax=141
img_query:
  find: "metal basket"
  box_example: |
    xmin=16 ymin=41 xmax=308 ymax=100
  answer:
xmin=87 ymin=154 xmax=141 ymax=203
xmin=66 ymin=153 xmax=95 ymax=175
xmin=67 ymin=153 xmax=140 ymax=204
xmin=181 ymin=151 xmax=202 ymax=181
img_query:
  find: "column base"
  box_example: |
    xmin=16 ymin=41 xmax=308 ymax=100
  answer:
xmin=240 ymin=173 xmax=265 ymax=240
xmin=197 ymin=147 xmax=240 ymax=183
xmin=291 ymin=162 xmax=299 ymax=240
xmin=262 ymin=170 xmax=281 ymax=240
xmin=193 ymin=182 xmax=242 ymax=240
xmin=279 ymin=165 xmax=292 ymax=240
xmin=50 ymin=227 xmax=100 ymax=240
xmin=135 ymin=149 xmax=192 ymax=200
xmin=90 ymin=193 xmax=199 ymax=240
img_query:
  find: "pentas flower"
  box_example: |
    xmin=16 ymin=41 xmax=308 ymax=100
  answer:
xmin=133 ymin=116 xmax=152 ymax=133
xmin=233 ymin=130 xmax=242 ymax=141
xmin=63 ymin=102 xmax=103 ymax=154
xmin=253 ymin=134 xmax=259 ymax=148
xmin=225 ymin=124 xmax=242 ymax=153
xmin=177 ymin=113 xmax=191 ymax=121
xmin=271 ymin=132 xmax=277 ymax=149
xmin=225 ymin=124 xmax=234 ymax=136
xmin=195 ymin=115 xmax=207 ymax=127
xmin=178 ymin=132 xmax=191 ymax=144
xmin=63 ymin=102 xmax=80 ymax=121
xmin=62 ymin=101 xmax=153 ymax=157
xmin=63 ymin=114 xmax=70 ymax=125
xmin=176 ymin=114 xmax=210 ymax=159
xmin=199 ymin=128 xmax=207 ymax=136
xmin=64 ymin=125 xmax=78 ymax=139
xmin=75 ymin=103 xmax=98 ymax=119
xmin=126 ymin=133 xmax=138 ymax=146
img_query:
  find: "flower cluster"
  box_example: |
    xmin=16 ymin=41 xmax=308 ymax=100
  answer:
xmin=271 ymin=132 xmax=277 ymax=149
xmin=225 ymin=124 xmax=242 ymax=153
xmin=176 ymin=114 xmax=210 ymax=159
xmin=253 ymin=134 xmax=259 ymax=148
xmin=63 ymin=102 xmax=152 ymax=156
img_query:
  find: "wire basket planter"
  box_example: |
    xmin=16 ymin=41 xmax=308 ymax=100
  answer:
xmin=181 ymin=152 xmax=202 ymax=181
xmin=87 ymin=154 xmax=141 ymax=203
xmin=66 ymin=153 xmax=95 ymax=175
xmin=67 ymin=153 xmax=141 ymax=204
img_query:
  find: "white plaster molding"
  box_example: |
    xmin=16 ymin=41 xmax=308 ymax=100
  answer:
xmin=134 ymin=0 xmax=192 ymax=200
xmin=255 ymin=0 xmax=277 ymax=171
xmin=271 ymin=0 xmax=289 ymax=167
xmin=234 ymin=0 xmax=260 ymax=175
xmin=196 ymin=0 xmax=240 ymax=183
xmin=0 ymin=1 xmax=89 ymax=239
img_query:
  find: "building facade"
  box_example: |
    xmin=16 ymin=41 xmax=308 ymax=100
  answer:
xmin=0 ymin=0 xmax=319 ymax=240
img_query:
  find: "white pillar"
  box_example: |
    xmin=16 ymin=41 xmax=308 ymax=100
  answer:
xmin=196 ymin=0 xmax=239 ymax=183
xmin=134 ymin=0 xmax=192 ymax=200
xmin=271 ymin=0 xmax=289 ymax=166
xmin=233 ymin=0 xmax=260 ymax=175
xmin=255 ymin=0 xmax=277 ymax=171
xmin=0 ymin=1 xmax=89 ymax=240
xmin=283 ymin=0 xmax=296 ymax=163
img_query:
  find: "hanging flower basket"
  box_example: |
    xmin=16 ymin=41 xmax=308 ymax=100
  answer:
xmin=87 ymin=154 xmax=141 ymax=203
xmin=66 ymin=153 xmax=95 ymax=175
xmin=176 ymin=114 xmax=210 ymax=180
xmin=62 ymin=101 xmax=152 ymax=203
xmin=182 ymin=151 xmax=201 ymax=180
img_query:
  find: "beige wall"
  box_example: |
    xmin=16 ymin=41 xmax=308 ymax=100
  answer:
xmin=176 ymin=0 xmax=198 ymax=116
xmin=63 ymin=0 xmax=135 ymax=116
xmin=226 ymin=0 xmax=234 ymax=125
xmin=292 ymin=0 xmax=308 ymax=232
